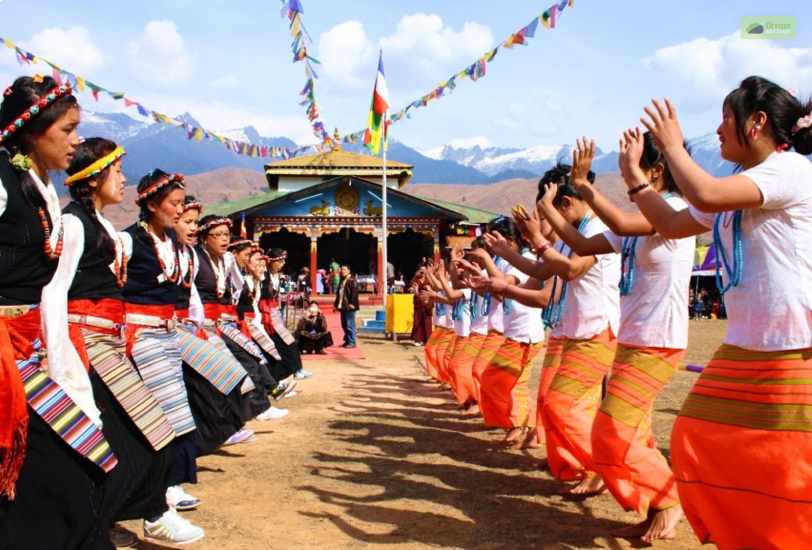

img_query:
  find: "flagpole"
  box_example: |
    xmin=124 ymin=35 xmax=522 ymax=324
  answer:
xmin=381 ymin=112 xmax=388 ymax=321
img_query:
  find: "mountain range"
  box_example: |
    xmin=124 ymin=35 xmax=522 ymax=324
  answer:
xmin=73 ymin=110 xmax=739 ymax=193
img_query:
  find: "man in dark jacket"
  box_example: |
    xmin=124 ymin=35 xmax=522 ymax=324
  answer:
xmin=334 ymin=265 xmax=359 ymax=348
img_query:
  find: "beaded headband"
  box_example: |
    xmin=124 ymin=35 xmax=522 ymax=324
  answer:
xmin=227 ymin=238 xmax=253 ymax=251
xmin=0 ymin=83 xmax=73 ymax=144
xmin=198 ymin=217 xmax=233 ymax=235
xmin=182 ymin=200 xmax=202 ymax=213
xmin=136 ymin=173 xmax=185 ymax=205
xmin=267 ymin=251 xmax=288 ymax=262
xmin=64 ymin=146 xmax=126 ymax=186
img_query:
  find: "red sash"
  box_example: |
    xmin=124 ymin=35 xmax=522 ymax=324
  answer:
xmin=0 ymin=308 xmax=40 ymax=499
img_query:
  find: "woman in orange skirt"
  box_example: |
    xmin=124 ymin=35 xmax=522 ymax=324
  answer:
xmin=632 ymin=77 xmax=812 ymax=548
xmin=476 ymin=219 xmax=548 ymax=446
xmin=423 ymin=302 xmax=452 ymax=382
xmin=543 ymin=134 xmax=695 ymax=541
xmin=492 ymin=165 xmax=621 ymax=492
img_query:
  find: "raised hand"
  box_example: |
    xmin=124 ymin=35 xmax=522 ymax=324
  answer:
xmin=482 ymin=230 xmax=512 ymax=258
xmin=571 ymin=137 xmax=595 ymax=187
xmin=618 ymin=127 xmax=646 ymax=186
xmin=641 ymin=98 xmax=684 ymax=153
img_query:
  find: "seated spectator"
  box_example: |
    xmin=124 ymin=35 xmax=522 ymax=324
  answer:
xmin=296 ymin=302 xmax=333 ymax=354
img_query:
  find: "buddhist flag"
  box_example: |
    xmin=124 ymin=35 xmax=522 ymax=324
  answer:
xmin=363 ymin=50 xmax=390 ymax=155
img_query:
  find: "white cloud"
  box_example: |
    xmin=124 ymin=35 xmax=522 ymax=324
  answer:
xmin=318 ymin=21 xmax=377 ymax=89
xmin=23 ymin=26 xmax=105 ymax=73
xmin=209 ymin=74 xmax=240 ymax=89
xmin=127 ymin=20 xmax=192 ymax=87
xmin=318 ymin=14 xmax=493 ymax=92
xmin=642 ymin=31 xmax=812 ymax=111
xmin=381 ymin=14 xmax=493 ymax=71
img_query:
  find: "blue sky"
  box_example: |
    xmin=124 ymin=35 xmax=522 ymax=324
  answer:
xmin=1 ymin=0 xmax=810 ymax=152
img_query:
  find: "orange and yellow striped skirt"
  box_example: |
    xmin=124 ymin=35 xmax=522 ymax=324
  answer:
xmin=534 ymin=336 xmax=566 ymax=443
xmin=542 ymin=328 xmax=617 ymax=481
xmin=424 ymin=326 xmax=451 ymax=380
xmin=471 ymin=331 xmax=506 ymax=404
xmin=671 ymin=344 xmax=812 ymax=549
xmin=479 ymin=337 xmax=544 ymax=428
xmin=592 ymin=344 xmax=683 ymax=514
xmin=447 ymin=332 xmax=487 ymax=405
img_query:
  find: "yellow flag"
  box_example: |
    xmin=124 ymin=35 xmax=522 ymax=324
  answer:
xmin=3 ymin=38 xmax=14 ymax=49
xmin=75 ymin=76 xmax=86 ymax=92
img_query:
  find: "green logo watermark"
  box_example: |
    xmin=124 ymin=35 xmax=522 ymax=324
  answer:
xmin=741 ymin=16 xmax=796 ymax=39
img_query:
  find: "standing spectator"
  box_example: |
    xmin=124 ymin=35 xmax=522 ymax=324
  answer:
xmin=334 ymin=265 xmax=359 ymax=348
xmin=295 ymin=302 xmax=333 ymax=354
xmin=410 ymin=268 xmax=433 ymax=346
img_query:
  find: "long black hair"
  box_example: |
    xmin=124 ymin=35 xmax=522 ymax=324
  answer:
xmin=487 ymin=216 xmax=527 ymax=249
xmin=0 ymin=75 xmax=79 ymax=210
xmin=724 ymin=76 xmax=812 ymax=155
xmin=640 ymin=131 xmax=682 ymax=195
xmin=536 ymin=162 xmax=595 ymax=206
xmin=136 ymin=169 xmax=185 ymax=222
xmin=65 ymin=137 xmax=118 ymax=254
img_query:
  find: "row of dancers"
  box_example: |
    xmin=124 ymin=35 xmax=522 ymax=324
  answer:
xmin=420 ymin=75 xmax=812 ymax=548
xmin=0 ymin=74 xmax=313 ymax=548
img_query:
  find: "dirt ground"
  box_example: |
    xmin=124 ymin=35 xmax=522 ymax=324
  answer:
xmin=122 ymin=319 xmax=727 ymax=550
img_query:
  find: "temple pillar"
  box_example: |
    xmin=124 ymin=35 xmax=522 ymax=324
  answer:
xmin=310 ymin=234 xmax=318 ymax=295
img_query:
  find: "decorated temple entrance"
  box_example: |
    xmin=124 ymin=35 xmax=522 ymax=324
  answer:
xmin=228 ymin=175 xmax=468 ymax=302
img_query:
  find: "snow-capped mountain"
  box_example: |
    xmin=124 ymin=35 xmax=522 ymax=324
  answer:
xmin=422 ymin=133 xmax=747 ymax=178
xmin=425 ymin=142 xmax=620 ymax=177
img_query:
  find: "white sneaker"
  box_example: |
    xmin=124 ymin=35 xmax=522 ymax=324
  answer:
xmin=143 ymin=509 xmax=204 ymax=545
xmin=255 ymin=406 xmax=289 ymax=421
xmin=166 ymin=485 xmax=200 ymax=511
xmin=222 ymin=428 xmax=256 ymax=446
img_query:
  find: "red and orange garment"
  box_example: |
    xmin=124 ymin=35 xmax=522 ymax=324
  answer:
xmin=671 ymin=345 xmax=812 ymax=549
xmin=542 ymin=328 xmax=617 ymax=481
xmin=471 ymin=330 xmax=506 ymax=404
xmin=534 ymin=336 xmax=565 ymax=444
xmin=591 ymin=345 xmax=682 ymax=514
xmin=479 ymin=338 xmax=544 ymax=428
xmin=447 ymin=332 xmax=487 ymax=405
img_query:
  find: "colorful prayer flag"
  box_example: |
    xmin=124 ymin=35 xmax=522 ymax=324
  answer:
xmin=363 ymin=51 xmax=391 ymax=155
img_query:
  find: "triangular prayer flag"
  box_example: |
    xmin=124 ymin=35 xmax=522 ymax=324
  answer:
xmin=51 ymin=68 xmax=63 ymax=85
xmin=523 ymin=17 xmax=540 ymax=38
xmin=136 ymin=104 xmax=149 ymax=117
xmin=3 ymin=38 xmax=14 ymax=49
xmin=75 ymin=76 xmax=86 ymax=92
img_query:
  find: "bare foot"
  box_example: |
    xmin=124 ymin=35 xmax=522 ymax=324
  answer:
xmin=558 ymin=474 xmax=606 ymax=497
xmin=612 ymin=517 xmax=652 ymax=539
xmin=502 ymin=427 xmax=525 ymax=447
xmin=642 ymin=505 xmax=683 ymax=543
xmin=521 ymin=429 xmax=541 ymax=449
xmin=464 ymin=403 xmax=480 ymax=416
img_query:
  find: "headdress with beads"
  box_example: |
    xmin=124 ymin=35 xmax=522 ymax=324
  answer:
xmin=0 ymin=81 xmax=73 ymax=144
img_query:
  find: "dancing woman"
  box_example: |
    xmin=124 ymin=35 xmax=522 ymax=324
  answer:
xmin=0 ymin=74 xmax=120 ymax=550
xmin=122 ymin=169 xmax=205 ymax=542
xmin=173 ymin=197 xmax=255 ymax=455
xmin=538 ymin=135 xmax=695 ymax=541
xmin=491 ymin=168 xmax=621 ymax=493
xmin=628 ymin=77 xmax=812 ymax=549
